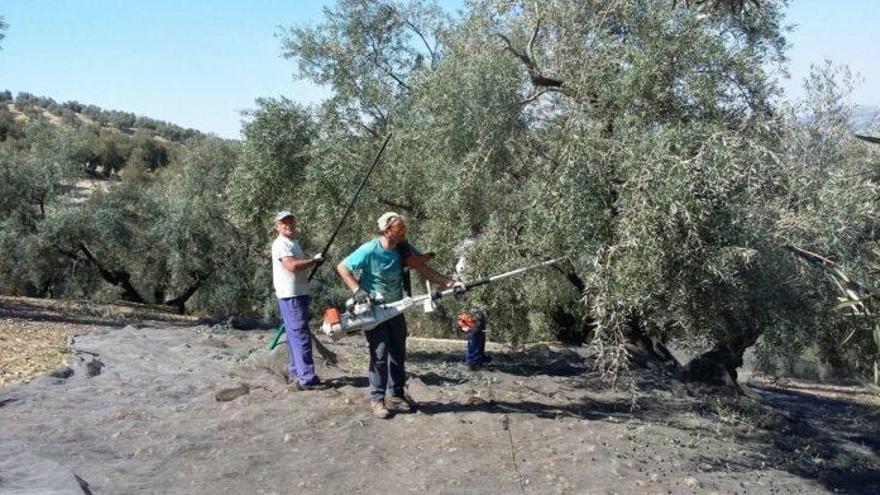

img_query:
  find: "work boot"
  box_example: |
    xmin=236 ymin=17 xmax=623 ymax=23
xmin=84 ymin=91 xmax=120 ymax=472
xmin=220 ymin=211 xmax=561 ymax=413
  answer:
xmin=371 ymin=399 xmax=391 ymax=419
xmin=467 ymin=356 xmax=493 ymax=371
xmin=386 ymin=394 xmax=415 ymax=413
xmin=288 ymin=378 xmax=328 ymax=392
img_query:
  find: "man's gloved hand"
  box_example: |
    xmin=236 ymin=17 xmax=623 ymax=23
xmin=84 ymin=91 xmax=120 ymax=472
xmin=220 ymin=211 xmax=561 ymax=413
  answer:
xmin=452 ymin=281 xmax=468 ymax=300
xmin=352 ymin=287 xmax=370 ymax=304
xmin=311 ymin=253 xmax=325 ymax=267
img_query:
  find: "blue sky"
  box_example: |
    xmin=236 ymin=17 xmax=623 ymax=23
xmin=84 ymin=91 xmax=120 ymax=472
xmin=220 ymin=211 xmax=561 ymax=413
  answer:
xmin=1 ymin=0 xmax=877 ymax=139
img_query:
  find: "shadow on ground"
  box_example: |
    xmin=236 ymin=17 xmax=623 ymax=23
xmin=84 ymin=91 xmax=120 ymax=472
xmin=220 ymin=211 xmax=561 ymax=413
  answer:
xmin=402 ymin=343 xmax=880 ymax=494
xmin=0 ymin=298 xmax=194 ymax=328
xmin=407 ymin=347 xmax=589 ymax=377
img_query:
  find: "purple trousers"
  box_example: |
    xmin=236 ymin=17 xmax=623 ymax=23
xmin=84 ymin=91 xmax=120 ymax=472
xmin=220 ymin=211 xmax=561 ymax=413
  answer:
xmin=278 ymin=295 xmax=318 ymax=386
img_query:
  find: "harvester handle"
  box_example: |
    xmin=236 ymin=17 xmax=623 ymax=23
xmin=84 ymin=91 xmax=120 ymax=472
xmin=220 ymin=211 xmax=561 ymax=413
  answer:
xmin=463 ymin=277 xmax=493 ymax=290
xmin=268 ymin=324 xmax=285 ymax=350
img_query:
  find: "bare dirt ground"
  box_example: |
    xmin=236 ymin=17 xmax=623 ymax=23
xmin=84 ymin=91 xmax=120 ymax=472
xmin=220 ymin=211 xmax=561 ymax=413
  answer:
xmin=1 ymin=297 xmax=879 ymax=494
xmin=0 ymin=296 xmax=198 ymax=387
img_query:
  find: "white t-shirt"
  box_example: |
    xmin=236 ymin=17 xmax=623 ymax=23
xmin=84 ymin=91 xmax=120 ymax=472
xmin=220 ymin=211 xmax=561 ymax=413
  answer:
xmin=271 ymin=235 xmax=309 ymax=298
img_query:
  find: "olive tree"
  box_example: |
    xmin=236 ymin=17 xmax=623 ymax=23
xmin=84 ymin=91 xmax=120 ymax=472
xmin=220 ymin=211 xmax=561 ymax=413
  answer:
xmin=277 ymin=0 xmax=877 ymax=387
xmin=225 ymin=97 xmax=323 ymax=315
xmin=776 ymin=62 xmax=880 ymax=383
xmin=0 ymin=119 xmax=80 ymax=296
xmin=43 ymin=137 xmax=247 ymax=313
xmin=279 ymin=0 xmax=450 ymax=134
xmin=386 ymin=0 xmax=801 ymax=384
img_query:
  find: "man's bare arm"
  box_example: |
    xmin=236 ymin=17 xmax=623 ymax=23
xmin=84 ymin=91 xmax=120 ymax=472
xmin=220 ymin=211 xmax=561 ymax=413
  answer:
xmin=336 ymin=262 xmax=361 ymax=291
xmin=281 ymin=256 xmax=317 ymax=273
xmin=414 ymin=264 xmax=454 ymax=288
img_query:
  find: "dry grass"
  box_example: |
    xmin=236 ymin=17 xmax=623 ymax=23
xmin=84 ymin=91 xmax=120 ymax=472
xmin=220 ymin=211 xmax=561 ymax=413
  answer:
xmin=0 ymin=320 xmax=70 ymax=387
xmin=0 ymin=295 xmax=198 ymax=323
xmin=0 ymin=295 xmax=199 ymax=387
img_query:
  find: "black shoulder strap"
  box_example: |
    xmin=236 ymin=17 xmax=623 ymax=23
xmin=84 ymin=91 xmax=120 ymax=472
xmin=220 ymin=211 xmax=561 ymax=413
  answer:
xmin=396 ymin=241 xmax=413 ymax=297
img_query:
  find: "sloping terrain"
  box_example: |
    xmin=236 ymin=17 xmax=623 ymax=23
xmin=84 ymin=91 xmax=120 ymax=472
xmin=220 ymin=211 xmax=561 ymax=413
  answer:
xmin=1 ymin=302 xmax=879 ymax=494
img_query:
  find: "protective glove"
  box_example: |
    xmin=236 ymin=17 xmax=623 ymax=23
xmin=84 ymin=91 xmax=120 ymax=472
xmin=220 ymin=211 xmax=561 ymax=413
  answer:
xmin=352 ymin=287 xmax=370 ymax=304
xmin=452 ymin=281 xmax=468 ymax=300
xmin=311 ymin=253 xmax=325 ymax=267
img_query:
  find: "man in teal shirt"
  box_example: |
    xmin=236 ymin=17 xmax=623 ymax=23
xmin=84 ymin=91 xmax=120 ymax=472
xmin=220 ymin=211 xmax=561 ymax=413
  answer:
xmin=337 ymin=212 xmax=464 ymax=419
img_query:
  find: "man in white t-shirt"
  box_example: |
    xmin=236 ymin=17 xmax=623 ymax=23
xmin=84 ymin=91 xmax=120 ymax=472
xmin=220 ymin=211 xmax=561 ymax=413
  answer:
xmin=271 ymin=210 xmax=324 ymax=389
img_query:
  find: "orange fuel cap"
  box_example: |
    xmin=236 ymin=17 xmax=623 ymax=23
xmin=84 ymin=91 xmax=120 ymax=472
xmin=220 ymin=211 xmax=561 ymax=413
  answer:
xmin=456 ymin=313 xmax=478 ymax=329
xmin=323 ymin=307 xmax=341 ymax=325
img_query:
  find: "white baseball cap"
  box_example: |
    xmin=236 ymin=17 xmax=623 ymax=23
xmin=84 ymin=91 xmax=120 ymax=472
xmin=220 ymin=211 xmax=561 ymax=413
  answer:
xmin=274 ymin=210 xmax=296 ymax=222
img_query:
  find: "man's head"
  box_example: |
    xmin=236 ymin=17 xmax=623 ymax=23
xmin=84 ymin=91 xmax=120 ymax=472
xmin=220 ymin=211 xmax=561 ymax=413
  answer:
xmin=377 ymin=211 xmax=407 ymax=243
xmin=274 ymin=210 xmax=297 ymax=238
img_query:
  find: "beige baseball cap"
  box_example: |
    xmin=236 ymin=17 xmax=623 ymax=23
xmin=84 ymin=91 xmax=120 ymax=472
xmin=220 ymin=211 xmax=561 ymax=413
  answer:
xmin=377 ymin=211 xmax=402 ymax=231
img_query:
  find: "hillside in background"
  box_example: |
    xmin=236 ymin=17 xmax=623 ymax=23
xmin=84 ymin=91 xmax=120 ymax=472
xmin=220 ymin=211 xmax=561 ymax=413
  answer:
xmin=0 ymin=90 xmax=204 ymax=143
xmin=0 ymin=90 xmax=214 ymax=179
xmin=0 ymin=90 xmax=243 ymax=313
xmin=852 ymin=104 xmax=880 ymax=132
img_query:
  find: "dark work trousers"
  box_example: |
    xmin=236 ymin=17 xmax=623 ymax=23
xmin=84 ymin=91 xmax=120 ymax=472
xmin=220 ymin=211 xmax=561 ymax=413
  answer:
xmin=364 ymin=314 xmax=408 ymax=400
xmin=278 ymin=295 xmax=318 ymax=387
xmin=464 ymin=310 xmax=488 ymax=367
xmin=466 ymin=329 xmax=487 ymax=367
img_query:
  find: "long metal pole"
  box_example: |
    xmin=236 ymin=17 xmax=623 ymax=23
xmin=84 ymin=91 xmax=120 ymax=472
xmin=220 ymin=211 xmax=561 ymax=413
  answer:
xmin=307 ymin=133 xmax=392 ymax=282
xmin=476 ymin=257 xmax=567 ymax=285
xmin=431 ymin=257 xmax=566 ymax=298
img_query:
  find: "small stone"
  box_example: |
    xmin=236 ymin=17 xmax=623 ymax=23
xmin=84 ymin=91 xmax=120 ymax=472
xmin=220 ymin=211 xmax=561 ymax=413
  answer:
xmin=214 ymin=383 xmax=250 ymax=402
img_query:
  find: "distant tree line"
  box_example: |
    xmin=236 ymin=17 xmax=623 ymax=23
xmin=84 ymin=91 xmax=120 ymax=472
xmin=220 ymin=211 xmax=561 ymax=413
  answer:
xmin=1 ymin=91 xmax=201 ymax=142
xmin=1 ymin=91 xmax=182 ymax=176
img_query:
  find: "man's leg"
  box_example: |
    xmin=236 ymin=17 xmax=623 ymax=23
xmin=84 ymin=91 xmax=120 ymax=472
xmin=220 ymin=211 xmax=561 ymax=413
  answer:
xmin=472 ymin=329 xmax=486 ymax=365
xmin=472 ymin=311 xmax=490 ymax=366
xmin=466 ymin=330 xmax=481 ymax=367
xmin=365 ymin=324 xmax=389 ymax=401
xmin=279 ymin=296 xmax=317 ymax=386
xmin=386 ymin=315 xmax=408 ymax=398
